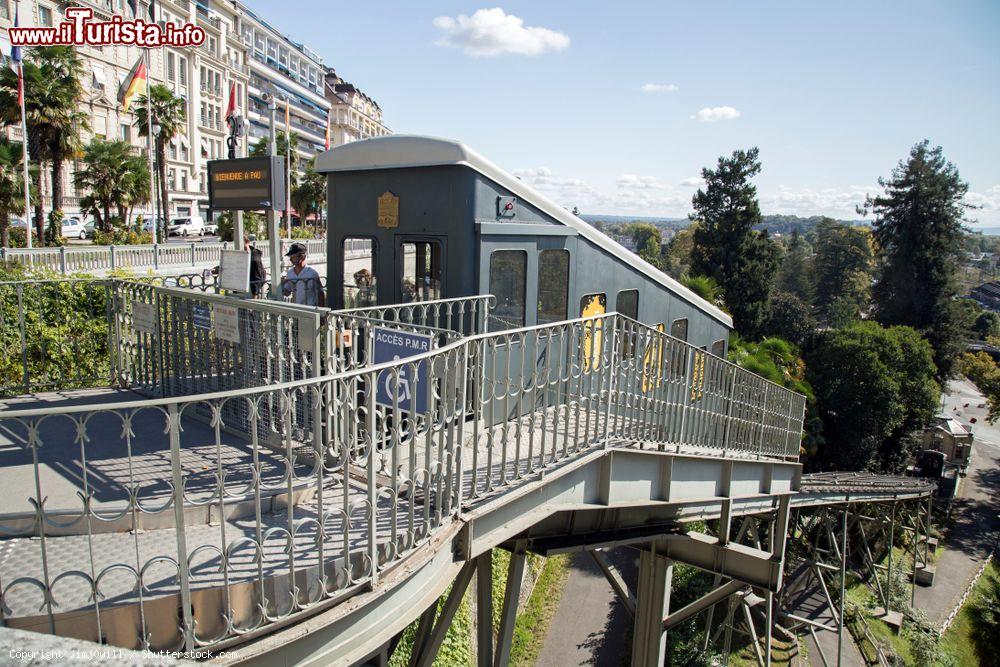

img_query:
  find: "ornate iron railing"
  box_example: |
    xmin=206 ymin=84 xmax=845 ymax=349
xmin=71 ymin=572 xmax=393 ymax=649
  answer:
xmin=0 ymin=311 xmax=804 ymax=654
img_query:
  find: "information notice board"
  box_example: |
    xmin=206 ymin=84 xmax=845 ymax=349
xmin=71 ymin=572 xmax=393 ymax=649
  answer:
xmin=219 ymin=250 xmax=251 ymax=293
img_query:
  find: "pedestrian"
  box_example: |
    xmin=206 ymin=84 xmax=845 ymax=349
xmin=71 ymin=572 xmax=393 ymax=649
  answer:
xmin=246 ymin=235 xmax=266 ymax=297
xmin=283 ymin=242 xmax=324 ymax=306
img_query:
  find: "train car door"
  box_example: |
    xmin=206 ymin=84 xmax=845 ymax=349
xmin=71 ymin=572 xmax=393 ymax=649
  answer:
xmin=395 ymin=236 xmax=446 ymax=304
xmin=479 ymin=231 xmax=576 ymax=427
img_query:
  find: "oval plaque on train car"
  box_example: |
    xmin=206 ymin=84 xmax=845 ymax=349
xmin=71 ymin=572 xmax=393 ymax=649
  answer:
xmin=377 ymin=191 xmax=399 ymax=228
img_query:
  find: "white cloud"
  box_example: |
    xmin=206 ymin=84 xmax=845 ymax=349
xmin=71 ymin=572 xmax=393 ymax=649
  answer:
xmin=640 ymin=83 xmax=678 ymax=93
xmin=691 ymin=106 xmax=741 ymax=122
xmin=760 ymin=185 xmax=874 ymax=218
xmin=432 ymin=8 xmax=570 ymax=57
xmin=616 ymin=174 xmax=665 ymax=190
xmin=679 ymin=176 xmax=704 ymax=188
xmin=966 ymin=185 xmax=1000 ymax=212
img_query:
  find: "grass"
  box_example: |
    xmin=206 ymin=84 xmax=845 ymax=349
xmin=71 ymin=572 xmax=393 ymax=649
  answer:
xmin=938 ymin=559 xmax=1000 ymax=667
xmin=507 ymin=553 xmax=571 ymax=666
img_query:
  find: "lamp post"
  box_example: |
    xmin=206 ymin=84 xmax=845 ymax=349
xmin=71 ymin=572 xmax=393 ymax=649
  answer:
xmin=151 ymin=118 xmax=162 ymax=242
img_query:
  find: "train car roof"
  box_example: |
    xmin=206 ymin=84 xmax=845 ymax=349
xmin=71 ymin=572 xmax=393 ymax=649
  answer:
xmin=315 ymin=135 xmax=733 ymax=328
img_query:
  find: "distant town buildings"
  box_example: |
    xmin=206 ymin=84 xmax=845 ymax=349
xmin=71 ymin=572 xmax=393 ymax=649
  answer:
xmin=0 ymin=0 xmax=389 ymax=222
xmin=324 ymin=69 xmax=391 ymax=145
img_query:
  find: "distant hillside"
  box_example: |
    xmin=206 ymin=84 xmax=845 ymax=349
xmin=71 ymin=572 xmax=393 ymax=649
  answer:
xmin=969 ymin=227 xmax=1000 ymax=237
xmin=579 ymin=213 xmax=867 ymax=234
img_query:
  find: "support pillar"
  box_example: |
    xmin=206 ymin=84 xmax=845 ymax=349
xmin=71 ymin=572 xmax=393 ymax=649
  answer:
xmin=495 ymin=543 xmax=527 ymax=667
xmin=887 ymin=503 xmax=896 ymax=610
xmin=476 ymin=551 xmax=494 ymax=667
xmin=836 ymin=507 xmax=848 ymax=667
xmin=631 ymin=548 xmax=673 ymax=667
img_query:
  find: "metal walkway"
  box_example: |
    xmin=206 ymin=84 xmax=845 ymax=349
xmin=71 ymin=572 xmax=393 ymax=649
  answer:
xmin=0 ymin=286 xmax=933 ymax=666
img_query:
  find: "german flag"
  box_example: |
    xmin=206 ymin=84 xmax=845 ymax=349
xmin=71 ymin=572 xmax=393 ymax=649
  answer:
xmin=118 ymin=57 xmax=147 ymax=112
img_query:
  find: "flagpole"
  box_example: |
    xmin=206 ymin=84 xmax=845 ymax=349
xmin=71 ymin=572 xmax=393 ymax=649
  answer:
xmin=284 ymin=99 xmax=290 ymax=238
xmin=144 ymin=49 xmax=156 ymax=243
xmin=18 ymin=62 xmax=31 ymax=250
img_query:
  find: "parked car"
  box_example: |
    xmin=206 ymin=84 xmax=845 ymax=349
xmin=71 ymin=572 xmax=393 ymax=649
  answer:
xmin=167 ymin=216 xmax=206 ymax=237
xmin=203 ymin=220 xmax=219 ymax=236
xmin=9 ymin=217 xmax=27 ymax=229
xmin=140 ymin=217 xmax=167 ymax=235
xmin=62 ymin=217 xmax=86 ymax=240
xmin=83 ymin=221 xmax=97 ymax=239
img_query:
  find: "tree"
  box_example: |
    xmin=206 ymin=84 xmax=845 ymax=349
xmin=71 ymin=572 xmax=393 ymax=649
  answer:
xmin=0 ymin=139 xmax=32 ymax=247
xmin=133 ymin=84 xmax=186 ymax=225
xmin=291 ymin=160 xmax=326 ymax=233
xmin=0 ymin=46 xmax=87 ymax=244
xmin=974 ymin=311 xmax=1000 ymax=340
xmin=812 ymin=219 xmax=873 ymax=325
xmin=74 ymin=138 xmax=149 ymax=230
xmin=663 ymin=224 xmax=696 ymax=277
xmin=763 ymin=291 xmax=816 ymax=346
xmin=691 ymin=148 xmax=779 ymax=338
xmin=805 ymin=322 xmax=938 ymax=472
xmin=250 ymin=131 xmax=300 ymax=160
xmin=680 ymin=274 xmax=723 ymax=307
xmin=861 ymin=141 xmax=972 ymax=378
xmin=776 ymin=228 xmax=814 ymax=303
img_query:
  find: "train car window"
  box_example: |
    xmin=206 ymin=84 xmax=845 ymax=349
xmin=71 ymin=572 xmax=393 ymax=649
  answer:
xmin=615 ymin=290 xmax=639 ymax=320
xmin=489 ymin=250 xmax=527 ymax=332
xmin=711 ymin=339 xmax=726 ymax=357
xmin=579 ymin=293 xmax=606 ymax=371
xmin=401 ymin=241 xmax=442 ymax=303
xmin=538 ymin=249 xmax=570 ymax=325
xmin=343 ymin=237 xmax=376 ymax=307
xmin=670 ymin=318 xmax=688 ymax=342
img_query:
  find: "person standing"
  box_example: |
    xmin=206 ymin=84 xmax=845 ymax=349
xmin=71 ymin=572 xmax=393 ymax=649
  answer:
xmin=246 ymin=235 xmax=266 ymax=297
xmin=283 ymin=242 xmax=324 ymax=306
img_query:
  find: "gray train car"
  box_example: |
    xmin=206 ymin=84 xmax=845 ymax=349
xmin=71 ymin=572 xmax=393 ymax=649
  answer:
xmin=315 ymin=135 xmax=732 ymax=351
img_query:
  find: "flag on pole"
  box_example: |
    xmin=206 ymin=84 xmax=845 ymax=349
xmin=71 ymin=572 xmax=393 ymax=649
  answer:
xmin=324 ymin=115 xmax=330 ymax=151
xmin=284 ymin=99 xmax=290 ymax=132
xmin=11 ymin=8 xmax=22 ymax=107
xmin=118 ymin=56 xmax=148 ymax=112
xmin=225 ymin=81 xmax=237 ymax=121
xmin=127 ymin=0 xmax=139 ymax=16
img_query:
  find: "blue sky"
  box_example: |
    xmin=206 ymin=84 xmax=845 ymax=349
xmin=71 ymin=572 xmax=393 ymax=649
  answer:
xmin=249 ymin=0 xmax=1000 ymax=224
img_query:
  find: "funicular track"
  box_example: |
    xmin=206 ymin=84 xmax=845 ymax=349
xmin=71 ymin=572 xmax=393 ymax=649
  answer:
xmin=0 ymin=285 xmax=935 ymax=666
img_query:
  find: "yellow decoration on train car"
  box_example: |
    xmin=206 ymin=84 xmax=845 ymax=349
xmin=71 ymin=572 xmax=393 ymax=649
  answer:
xmin=690 ymin=349 xmax=706 ymax=402
xmin=580 ymin=294 xmax=605 ymax=371
xmin=642 ymin=323 xmax=665 ymax=392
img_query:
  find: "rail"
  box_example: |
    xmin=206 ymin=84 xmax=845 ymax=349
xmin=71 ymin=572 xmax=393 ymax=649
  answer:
xmin=0 ymin=239 xmax=327 ymax=275
xmin=0 ymin=312 xmax=805 ymax=654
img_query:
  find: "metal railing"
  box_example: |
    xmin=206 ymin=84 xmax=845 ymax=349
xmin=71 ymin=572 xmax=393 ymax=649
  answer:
xmin=335 ymin=294 xmax=495 ymax=337
xmin=1 ymin=239 xmax=328 ymax=275
xmin=0 ymin=310 xmax=804 ymax=654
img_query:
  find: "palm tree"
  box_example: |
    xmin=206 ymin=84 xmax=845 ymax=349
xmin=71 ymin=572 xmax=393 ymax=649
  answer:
xmin=74 ymin=138 xmax=149 ymax=231
xmin=0 ymin=46 xmax=86 ymax=244
xmin=133 ymin=84 xmax=186 ymax=224
xmin=291 ymin=160 xmax=325 ymax=234
xmin=250 ymin=131 xmax=300 ymax=160
xmin=0 ymin=139 xmax=32 ymax=247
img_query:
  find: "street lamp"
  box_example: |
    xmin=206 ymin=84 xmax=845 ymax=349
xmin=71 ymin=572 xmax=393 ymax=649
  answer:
xmin=150 ymin=118 xmax=162 ymax=241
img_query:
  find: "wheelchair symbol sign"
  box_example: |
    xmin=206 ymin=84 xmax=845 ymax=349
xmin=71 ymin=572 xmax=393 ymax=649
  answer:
xmin=373 ymin=326 xmax=432 ymax=412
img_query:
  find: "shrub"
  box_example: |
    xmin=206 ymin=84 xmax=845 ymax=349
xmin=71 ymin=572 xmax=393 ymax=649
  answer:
xmin=92 ymin=227 xmax=153 ymax=246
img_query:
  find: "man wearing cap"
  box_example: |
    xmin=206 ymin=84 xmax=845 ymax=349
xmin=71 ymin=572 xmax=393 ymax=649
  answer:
xmin=283 ymin=242 xmax=324 ymax=306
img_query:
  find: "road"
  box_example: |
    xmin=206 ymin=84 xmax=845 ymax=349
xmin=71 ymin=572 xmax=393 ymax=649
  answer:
xmin=913 ymin=378 xmax=1000 ymax=626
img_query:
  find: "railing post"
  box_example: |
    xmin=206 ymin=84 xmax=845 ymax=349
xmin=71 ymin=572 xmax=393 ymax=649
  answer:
xmin=190 ymin=242 xmax=196 ymax=266
xmin=59 ymin=246 xmax=67 ymax=274
xmin=168 ymin=403 xmax=195 ymax=652
xmin=109 ymin=244 xmax=116 ymax=270
xmin=153 ymin=243 xmax=159 ymax=270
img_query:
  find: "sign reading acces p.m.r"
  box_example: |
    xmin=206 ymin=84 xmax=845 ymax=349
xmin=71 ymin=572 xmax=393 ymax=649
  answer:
xmin=207 ymin=157 xmax=286 ymax=211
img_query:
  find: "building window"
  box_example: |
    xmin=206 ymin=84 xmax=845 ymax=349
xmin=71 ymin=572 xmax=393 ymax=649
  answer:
xmin=711 ymin=339 xmax=726 ymax=357
xmin=616 ymin=289 xmax=639 ymax=320
xmin=166 ymin=52 xmax=175 ymax=82
xmin=120 ymin=124 xmax=131 ymax=142
xmin=343 ymin=238 xmax=376 ymax=307
xmin=38 ymin=5 xmax=52 ymax=26
xmin=178 ymin=56 xmax=187 ymax=86
xmin=488 ymin=250 xmax=527 ymax=332
xmin=537 ymin=249 xmax=569 ymax=325
xmin=167 ymin=168 xmax=176 ymax=190
xmin=670 ymin=318 xmax=688 ymax=342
